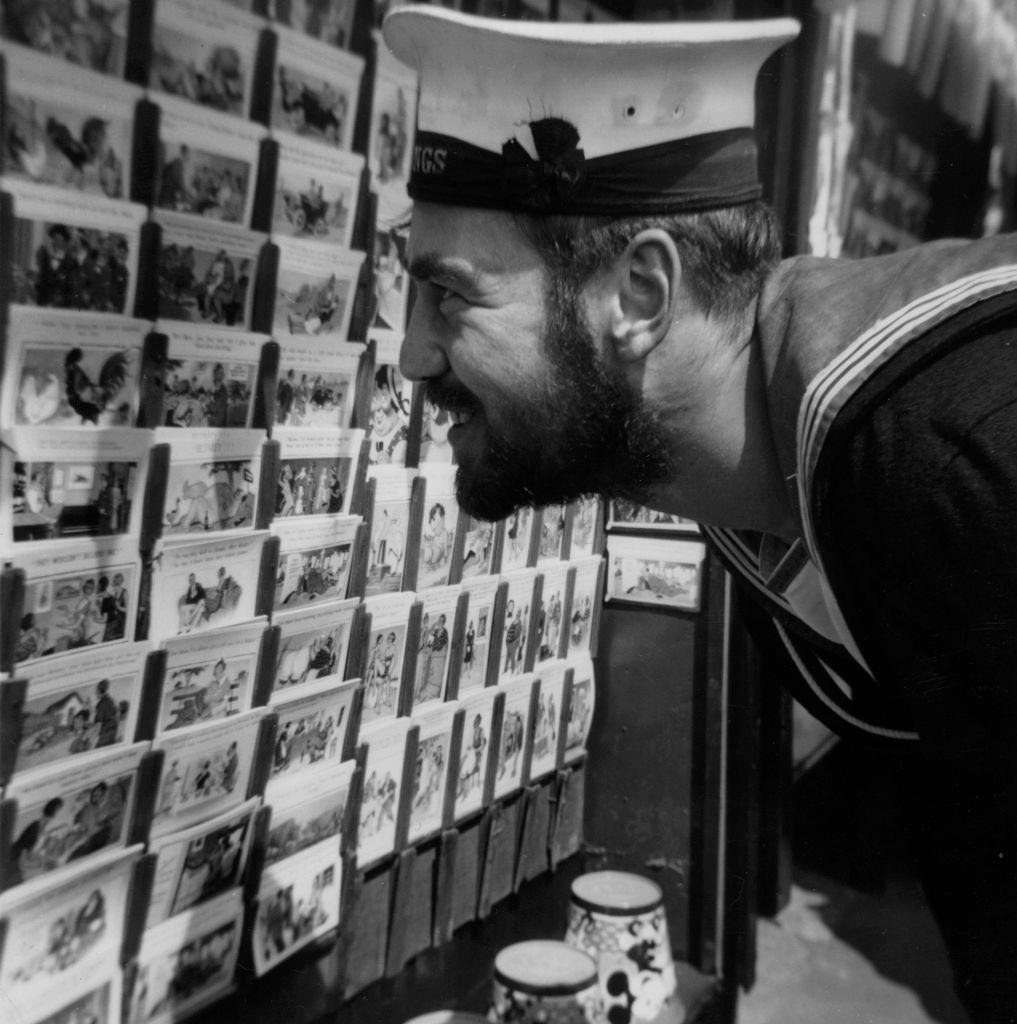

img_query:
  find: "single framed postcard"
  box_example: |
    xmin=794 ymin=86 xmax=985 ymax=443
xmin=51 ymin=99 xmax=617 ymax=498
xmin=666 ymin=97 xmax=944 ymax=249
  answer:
xmin=154 ymin=210 xmax=265 ymax=329
xmin=530 ymin=661 xmax=568 ymax=781
xmin=410 ymin=584 xmax=461 ymax=708
xmin=418 ymin=389 xmax=454 ymax=464
xmin=9 ymin=535 xmax=140 ymax=666
xmin=366 ymin=357 xmax=412 ymax=467
xmin=264 ymin=760 xmax=354 ymax=866
xmin=569 ymin=495 xmax=602 ymax=557
xmin=148 ymin=531 xmax=270 ymax=640
xmin=149 ymin=708 xmax=268 ymax=840
xmin=606 ymin=499 xmax=700 ymax=534
xmin=157 ymin=621 xmax=266 ymax=734
xmin=0 ymin=0 xmax=129 ymax=76
xmin=359 ymin=590 xmax=416 ymax=728
xmin=272 ymin=235 xmax=365 ymax=341
xmin=252 ymin=835 xmax=342 ymax=976
xmin=155 ymin=94 xmax=265 ymax=227
xmin=461 ymin=515 xmax=499 ymax=580
xmin=365 ymin=466 xmax=417 ymax=595
xmin=268 ymin=676 xmax=359 ymax=782
xmin=493 ymin=674 xmax=536 ymax=800
xmin=146 ymin=797 xmax=260 ymax=925
xmin=537 ymin=503 xmax=569 ymax=564
xmin=417 ymin=463 xmax=461 ymax=591
xmin=496 ymin=568 xmax=539 ymax=685
xmin=564 ymin=653 xmax=595 ymax=762
xmin=272 ymin=597 xmax=360 ymax=694
xmin=2 ymin=306 xmax=148 ymax=429
xmin=606 ymin=535 xmax=706 ymax=611
xmin=150 ymin=0 xmax=264 ymax=117
xmin=10 ymin=640 xmax=151 ymax=778
xmin=0 ymin=846 xmax=140 ymax=1020
xmin=272 ymin=426 xmax=365 ymax=519
xmin=275 ymin=337 xmax=363 ymax=429
xmin=500 ymin=506 xmax=538 ymax=572
xmin=356 ymin=717 xmax=410 ymax=866
xmin=568 ymin=554 xmax=604 ymax=658
xmin=367 ymin=189 xmax=410 ymax=341
xmin=3 ymin=742 xmax=149 ymax=888
xmin=32 ymin=974 xmax=122 ymax=1024
xmin=271 ymin=135 xmax=363 ymax=248
xmin=270 ymin=25 xmax=364 ymax=152
xmin=457 ymin=575 xmax=499 ymax=695
xmin=1 ymin=42 xmax=140 ymax=198
xmin=264 ymin=0 xmax=356 ymax=48
xmin=4 ymin=178 xmax=145 ymax=313
xmin=3 ymin=426 xmax=149 ymax=544
xmin=535 ymin=562 xmax=569 ymax=665
xmin=271 ymin=514 xmax=360 ymax=610
xmin=128 ymin=888 xmax=243 ymax=1024
xmin=453 ymin=686 xmax=497 ymax=821
xmin=367 ymin=30 xmax=417 ymax=193
xmin=160 ymin=323 xmax=267 ymax=429
xmin=154 ymin=426 xmax=264 ymax=540
xmin=406 ymin=701 xmax=457 ymax=844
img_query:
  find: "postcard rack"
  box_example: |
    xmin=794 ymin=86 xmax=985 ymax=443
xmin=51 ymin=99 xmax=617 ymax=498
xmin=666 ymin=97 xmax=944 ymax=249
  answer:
xmin=0 ymin=1 xmax=610 ymax=1021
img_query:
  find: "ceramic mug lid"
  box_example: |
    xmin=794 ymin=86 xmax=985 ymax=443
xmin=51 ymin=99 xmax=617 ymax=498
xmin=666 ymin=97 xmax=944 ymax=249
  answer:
xmin=493 ymin=940 xmax=598 ymax=995
xmin=570 ymin=870 xmax=663 ymax=916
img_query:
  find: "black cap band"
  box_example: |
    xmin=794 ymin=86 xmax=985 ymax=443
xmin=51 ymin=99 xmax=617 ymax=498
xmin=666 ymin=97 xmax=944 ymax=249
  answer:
xmin=407 ymin=126 xmax=762 ymax=215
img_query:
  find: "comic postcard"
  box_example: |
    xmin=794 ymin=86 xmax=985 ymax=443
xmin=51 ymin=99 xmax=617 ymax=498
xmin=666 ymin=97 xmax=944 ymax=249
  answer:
xmin=568 ymin=554 xmax=604 ymax=659
xmin=605 ymin=534 xmax=706 ymax=611
xmin=270 ymin=25 xmax=364 ymax=153
xmin=268 ymin=676 xmax=359 ymax=783
xmin=9 ymin=535 xmax=140 ymax=666
xmin=359 ymin=590 xmax=416 ymax=728
xmin=537 ymin=503 xmax=570 ymax=564
xmin=272 ymin=597 xmax=360 ymax=694
xmin=535 ymin=562 xmax=570 ymax=666
xmin=0 ymin=845 xmax=141 ymax=1020
xmin=355 ymin=717 xmax=410 ymax=867
xmin=453 ymin=686 xmax=497 ymax=822
xmin=128 ymin=887 xmax=243 ymax=1024
xmin=154 ymin=210 xmax=266 ymax=330
xmin=147 ymin=531 xmax=270 ymax=641
xmin=365 ymin=465 xmax=416 ymax=595
xmin=251 ymin=835 xmax=342 ymax=976
xmin=274 ymin=337 xmax=364 ymax=429
xmin=406 ymin=700 xmax=457 ymax=845
xmin=271 ymin=133 xmax=363 ymax=249
xmin=367 ymin=30 xmax=417 ymax=196
xmin=271 ymin=514 xmax=361 ymax=611
xmin=1 ymin=42 xmax=140 ymax=198
xmin=150 ymin=0 xmax=264 ymax=118
xmin=606 ymin=499 xmax=700 ymax=534
xmin=417 ymin=386 xmax=455 ymax=464
xmin=2 ymin=306 xmax=149 ymax=429
xmin=263 ymin=760 xmax=354 ymax=867
xmin=155 ymin=94 xmax=265 ymax=228
xmin=408 ymin=584 xmax=461 ymax=710
xmin=366 ymin=352 xmax=412 ymax=467
xmin=1 ymin=426 xmax=149 ymax=545
xmin=156 ymin=621 xmax=266 ymax=734
xmin=272 ymin=236 xmax=365 ymax=341
xmin=500 ymin=505 xmax=537 ymax=572
xmin=32 ymin=974 xmax=122 ymax=1024
xmin=457 ymin=575 xmax=499 ymax=695
xmin=146 ymin=796 xmax=260 ymax=926
xmin=149 ymin=708 xmax=268 ymax=840
xmin=416 ymin=463 xmax=461 ymax=592
xmin=272 ymin=426 xmax=364 ymax=520
xmin=159 ymin=322 xmax=268 ymax=429
xmin=9 ymin=640 xmax=151 ymax=779
xmin=3 ymin=177 xmax=146 ymax=314
xmin=496 ymin=568 xmax=539 ymax=684
xmin=530 ymin=661 xmax=569 ymax=781
xmin=569 ymin=495 xmax=602 ymax=557
xmin=263 ymin=0 xmax=356 ymax=49
xmin=493 ymin=673 xmax=536 ymax=801
xmin=460 ymin=515 xmax=500 ymax=580
xmin=154 ymin=427 xmax=265 ymax=541
xmin=366 ymin=189 xmax=410 ymax=344
xmin=2 ymin=741 xmax=149 ymax=889
xmin=564 ymin=652 xmax=595 ymax=762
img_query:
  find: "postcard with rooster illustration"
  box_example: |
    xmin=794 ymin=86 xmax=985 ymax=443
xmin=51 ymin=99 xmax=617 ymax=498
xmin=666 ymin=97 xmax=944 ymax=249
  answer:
xmin=2 ymin=306 xmax=149 ymax=429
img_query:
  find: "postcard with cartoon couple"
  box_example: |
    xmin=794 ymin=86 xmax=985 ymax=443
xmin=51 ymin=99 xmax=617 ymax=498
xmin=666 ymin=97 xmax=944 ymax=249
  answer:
xmin=149 ymin=708 xmax=270 ymax=840
xmin=127 ymin=887 xmax=244 ymax=1024
xmin=273 ymin=336 xmax=364 ymax=430
xmin=535 ymin=562 xmax=571 ymax=666
xmin=271 ymin=514 xmax=362 ymax=614
xmin=5 ymin=639 xmax=152 ymax=782
xmin=416 ymin=463 xmax=463 ymax=592
xmin=365 ymin=465 xmax=420 ymax=595
xmin=145 ymin=797 xmax=261 ymax=928
xmin=457 ymin=575 xmax=499 ymax=695
xmin=1 ymin=741 xmax=151 ymax=891
xmin=495 ymin=568 xmax=541 ymax=685
xmin=3 ymin=177 xmax=146 ymax=314
xmin=1 ymin=426 xmax=150 ymax=547
xmin=355 ymin=717 xmax=411 ymax=868
xmin=408 ymin=583 xmax=463 ymax=711
xmin=2 ymin=306 xmax=151 ymax=429
xmin=252 ymin=835 xmax=342 ymax=976
xmin=452 ymin=686 xmax=500 ymax=822
xmin=7 ymin=535 xmax=141 ymax=668
xmin=147 ymin=531 xmax=272 ymax=641
xmin=406 ymin=701 xmax=460 ymax=846
xmin=358 ymin=590 xmax=416 ymax=729
xmin=272 ymin=426 xmax=365 ymax=520
xmin=0 ymin=844 xmax=142 ymax=1023
xmin=460 ymin=514 xmax=501 ymax=580
xmin=272 ymin=597 xmax=360 ymax=696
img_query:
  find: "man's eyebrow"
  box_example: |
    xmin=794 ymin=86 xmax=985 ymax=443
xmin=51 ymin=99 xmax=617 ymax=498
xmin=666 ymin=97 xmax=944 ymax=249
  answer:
xmin=408 ymin=254 xmax=483 ymax=292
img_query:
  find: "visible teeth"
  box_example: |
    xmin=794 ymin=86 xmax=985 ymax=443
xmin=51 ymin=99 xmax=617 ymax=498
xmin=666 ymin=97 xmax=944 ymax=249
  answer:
xmin=450 ymin=409 xmax=472 ymax=425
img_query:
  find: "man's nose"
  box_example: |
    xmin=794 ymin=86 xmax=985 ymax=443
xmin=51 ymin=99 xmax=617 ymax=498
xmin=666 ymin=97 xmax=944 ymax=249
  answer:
xmin=399 ymin=296 xmax=449 ymax=382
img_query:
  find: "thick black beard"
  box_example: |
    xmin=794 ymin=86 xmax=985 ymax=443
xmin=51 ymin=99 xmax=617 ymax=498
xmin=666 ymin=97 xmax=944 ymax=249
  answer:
xmin=449 ymin=275 xmax=674 ymax=522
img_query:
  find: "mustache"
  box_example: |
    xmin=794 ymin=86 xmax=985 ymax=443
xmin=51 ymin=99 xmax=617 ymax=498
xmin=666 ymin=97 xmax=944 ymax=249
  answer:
xmin=423 ymin=377 xmax=480 ymax=415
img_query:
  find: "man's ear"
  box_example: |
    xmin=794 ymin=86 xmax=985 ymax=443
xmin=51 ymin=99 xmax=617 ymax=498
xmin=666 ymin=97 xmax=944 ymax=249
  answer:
xmin=602 ymin=228 xmax=681 ymax=363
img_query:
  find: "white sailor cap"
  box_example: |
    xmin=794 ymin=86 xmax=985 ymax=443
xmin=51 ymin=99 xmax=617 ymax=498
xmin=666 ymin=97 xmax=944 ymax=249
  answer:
xmin=382 ymin=6 xmax=799 ymax=215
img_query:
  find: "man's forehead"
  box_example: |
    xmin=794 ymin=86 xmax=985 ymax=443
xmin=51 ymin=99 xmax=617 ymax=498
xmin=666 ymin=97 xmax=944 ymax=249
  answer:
xmin=406 ymin=202 xmax=537 ymax=274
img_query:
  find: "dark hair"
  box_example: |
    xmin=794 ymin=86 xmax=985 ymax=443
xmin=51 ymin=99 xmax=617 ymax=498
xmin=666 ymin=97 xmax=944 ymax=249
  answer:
xmin=515 ymin=201 xmax=782 ymax=321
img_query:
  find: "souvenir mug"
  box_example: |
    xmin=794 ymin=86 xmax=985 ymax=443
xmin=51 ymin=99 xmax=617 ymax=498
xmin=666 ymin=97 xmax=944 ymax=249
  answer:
xmin=404 ymin=1014 xmax=489 ymax=1024
xmin=489 ymin=940 xmax=600 ymax=1023
xmin=564 ymin=871 xmax=683 ymax=1024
